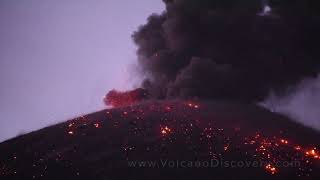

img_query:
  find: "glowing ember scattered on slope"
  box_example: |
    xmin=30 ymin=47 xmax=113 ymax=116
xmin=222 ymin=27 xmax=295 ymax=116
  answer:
xmin=161 ymin=126 xmax=172 ymax=136
xmin=165 ymin=106 xmax=172 ymax=111
xmin=59 ymin=101 xmax=319 ymax=177
xmin=68 ymin=123 xmax=74 ymax=127
xmin=1 ymin=101 xmax=319 ymax=179
xmin=187 ymin=102 xmax=200 ymax=109
xmin=94 ymin=123 xmax=100 ymax=128
xmin=306 ymin=149 xmax=319 ymax=159
xmin=280 ymin=139 xmax=289 ymax=144
xmin=265 ymin=164 xmax=277 ymax=175
xmin=242 ymin=132 xmax=320 ymax=176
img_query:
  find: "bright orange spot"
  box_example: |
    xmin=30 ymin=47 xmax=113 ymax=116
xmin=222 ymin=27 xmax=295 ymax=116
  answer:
xmin=280 ymin=139 xmax=288 ymax=144
xmin=161 ymin=126 xmax=172 ymax=136
xmin=305 ymin=148 xmax=319 ymax=159
xmin=311 ymin=149 xmax=316 ymax=155
xmin=265 ymin=164 xmax=277 ymax=175
xmin=187 ymin=103 xmax=200 ymax=109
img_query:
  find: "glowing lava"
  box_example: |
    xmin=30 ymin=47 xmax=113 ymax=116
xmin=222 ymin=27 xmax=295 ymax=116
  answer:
xmin=280 ymin=139 xmax=289 ymax=144
xmin=306 ymin=149 xmax=319 ymax=159
xmin=104 ymin=88 xmax=148 ymax=107
xmin=265 ymin=164 xmax=277 ymax=175
xmin=161 ymin=126 xmax=172 ymax=136
xmin=187 ymin=102 xmax=200 ymax=109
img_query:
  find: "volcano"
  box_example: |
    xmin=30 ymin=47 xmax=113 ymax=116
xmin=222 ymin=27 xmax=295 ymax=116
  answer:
xmin=0 ymin=100 xmax=319 ymax=179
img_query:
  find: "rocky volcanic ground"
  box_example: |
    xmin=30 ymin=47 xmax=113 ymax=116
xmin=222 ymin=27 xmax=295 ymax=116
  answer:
xmin=0 ymin=100 xmax=319 ymax=180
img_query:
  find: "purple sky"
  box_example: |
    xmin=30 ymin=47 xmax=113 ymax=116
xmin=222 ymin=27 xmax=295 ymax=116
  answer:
xmin=0 ymin=0 xmax=164 ymax=142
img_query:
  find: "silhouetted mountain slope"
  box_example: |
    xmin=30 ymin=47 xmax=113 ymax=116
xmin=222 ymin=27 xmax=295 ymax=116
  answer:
xmin=1 ymin=100 xmax=319 ymax=179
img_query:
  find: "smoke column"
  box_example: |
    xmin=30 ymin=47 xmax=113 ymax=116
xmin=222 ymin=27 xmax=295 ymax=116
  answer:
xmin=132 ymin=0 xmax=320 ymax=102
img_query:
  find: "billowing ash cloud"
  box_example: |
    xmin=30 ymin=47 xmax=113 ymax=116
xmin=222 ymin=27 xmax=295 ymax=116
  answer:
xmin=132 ymin=0 xmax=320 ymax=102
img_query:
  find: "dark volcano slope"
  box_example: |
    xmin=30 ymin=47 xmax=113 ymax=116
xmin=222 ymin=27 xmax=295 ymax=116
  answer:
xmin=0 ymin=100 xmax=319 ymax=180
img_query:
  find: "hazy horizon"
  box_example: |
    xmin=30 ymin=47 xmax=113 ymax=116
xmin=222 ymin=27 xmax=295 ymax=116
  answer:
xmin=0 ymin=0 xmax=164 ymax=142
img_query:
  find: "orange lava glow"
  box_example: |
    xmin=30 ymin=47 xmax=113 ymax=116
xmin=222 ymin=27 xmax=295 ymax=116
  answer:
xmin=104 ymin=88 xmax=148 ymax=107
xmin=280 ymin=139 xmax=288 ymax=144
xmin=265 ymin=164 xmax=277 ymax=175
xmin=187 ymin=103 xmax=200 ymax=109
xmin=305 ymin=149 xmax=319 ymax=159
xmin=161 ymin=126 xmax=172 ymax=136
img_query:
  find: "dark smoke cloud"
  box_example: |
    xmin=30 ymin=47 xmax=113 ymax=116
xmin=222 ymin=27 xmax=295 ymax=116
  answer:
xmin=133 ymin=0 xmax=320 ymax=102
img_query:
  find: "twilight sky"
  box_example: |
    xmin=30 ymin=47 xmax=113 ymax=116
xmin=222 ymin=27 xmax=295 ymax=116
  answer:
xmin=0 ymin=0 xmax=164 ymax=142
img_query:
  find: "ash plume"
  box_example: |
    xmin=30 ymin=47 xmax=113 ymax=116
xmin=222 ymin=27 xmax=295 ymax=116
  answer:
xmin=132 ymin=0 xmax=320 ymax=102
